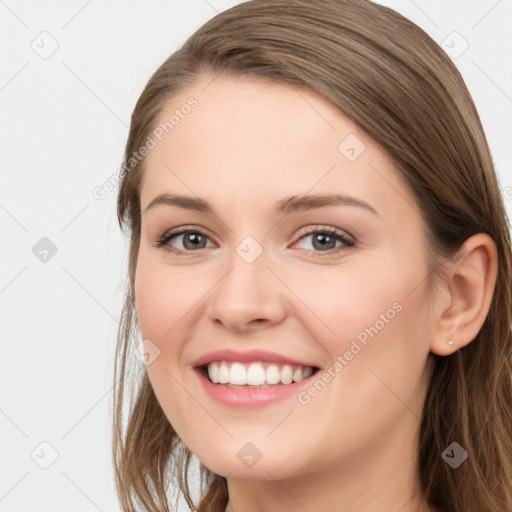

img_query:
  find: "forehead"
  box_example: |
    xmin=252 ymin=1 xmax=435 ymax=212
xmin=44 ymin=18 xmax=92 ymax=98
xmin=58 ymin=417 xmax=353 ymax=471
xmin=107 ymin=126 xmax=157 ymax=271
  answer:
xmin=149 ymin=75 xmax=346 ymax=164
xmin=139 ymin=74 xmax=413 ymax=221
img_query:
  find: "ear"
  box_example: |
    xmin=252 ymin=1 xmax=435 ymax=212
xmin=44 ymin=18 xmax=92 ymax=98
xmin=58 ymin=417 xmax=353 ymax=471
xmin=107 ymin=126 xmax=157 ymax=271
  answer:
xmin=430 ymin=233 xmax=498 ymax=356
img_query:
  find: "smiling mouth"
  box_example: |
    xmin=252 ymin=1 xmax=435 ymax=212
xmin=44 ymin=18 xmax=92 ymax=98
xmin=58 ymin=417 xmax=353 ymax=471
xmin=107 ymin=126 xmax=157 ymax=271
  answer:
xmin=199 ymin=360 xmax=320 ymax=388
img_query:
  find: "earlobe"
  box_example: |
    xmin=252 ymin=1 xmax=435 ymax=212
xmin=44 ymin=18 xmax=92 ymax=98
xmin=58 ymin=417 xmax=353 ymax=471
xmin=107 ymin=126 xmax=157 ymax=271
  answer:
xmin=430 ymin=233 xmax=498 ymax=356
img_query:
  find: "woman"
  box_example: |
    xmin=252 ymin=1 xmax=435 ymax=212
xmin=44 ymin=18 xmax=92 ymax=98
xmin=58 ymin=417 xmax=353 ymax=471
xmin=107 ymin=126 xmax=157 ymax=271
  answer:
xmin=112 ymin=0 xmax=512 ymax=510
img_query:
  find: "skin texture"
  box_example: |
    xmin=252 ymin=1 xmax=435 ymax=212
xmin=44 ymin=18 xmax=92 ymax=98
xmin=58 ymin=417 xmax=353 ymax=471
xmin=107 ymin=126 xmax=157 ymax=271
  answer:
xmin=134 ymin=74 xmax=497 ymax=512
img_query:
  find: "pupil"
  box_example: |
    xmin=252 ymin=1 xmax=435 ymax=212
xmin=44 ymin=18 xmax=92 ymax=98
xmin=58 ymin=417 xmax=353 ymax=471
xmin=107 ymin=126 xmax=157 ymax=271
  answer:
xmin=184 ymin=233 xmax=205 ymax=250
xmin=313 ymin=234 xmax=335 ymax=250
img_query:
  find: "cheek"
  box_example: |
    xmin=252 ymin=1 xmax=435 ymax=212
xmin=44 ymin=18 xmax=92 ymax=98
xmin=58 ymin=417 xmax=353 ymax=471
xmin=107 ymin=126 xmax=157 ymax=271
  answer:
xmin=277 ymin=261 xmax=411 ymax=353
xmin=134 ymin=255 xmax=205 ymax=341
xmin=281 ymin=262 xmax=432 ymax=458
xmin=286 ymin=255 xmax=432 ymax=400
xmin=317 ymin=260 xmax=433 ymax=416
xmin=133 ymin=257 xmax=205 ymax=433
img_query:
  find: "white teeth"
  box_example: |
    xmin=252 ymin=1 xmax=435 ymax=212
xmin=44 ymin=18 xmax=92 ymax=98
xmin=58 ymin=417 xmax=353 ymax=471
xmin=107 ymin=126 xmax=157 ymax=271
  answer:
xmin=219 ymin=362 xmax=230 ymax=383
xmin=302 ymin=367 xmax=313 ymax=379
xmin=266 ymin=364 xmax=281 ymax=384
xmin=280 ymin=364 xmax=293 ymax=384
xmin=229 ymin=362 xmax=246 ymax=385
xmin=209 ymin=362 xmax=220 ymax=383
xmin=206 ymin=361 xmax=315 ymax=386
xmin=247 ymin=363 xmax=266 ymax=385
xmin=292 ymin=367 xmax=303 ymax=383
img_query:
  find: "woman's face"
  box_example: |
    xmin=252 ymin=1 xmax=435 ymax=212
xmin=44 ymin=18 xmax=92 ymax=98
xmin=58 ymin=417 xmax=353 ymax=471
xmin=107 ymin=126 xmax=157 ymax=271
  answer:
xmin=135 ymin=74 xmax=436 ymax=481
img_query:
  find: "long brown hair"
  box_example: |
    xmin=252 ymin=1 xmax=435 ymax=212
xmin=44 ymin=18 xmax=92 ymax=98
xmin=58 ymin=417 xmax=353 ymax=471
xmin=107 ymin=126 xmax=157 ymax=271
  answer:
xmin=113 ymin=1 xmax=512 ymax=510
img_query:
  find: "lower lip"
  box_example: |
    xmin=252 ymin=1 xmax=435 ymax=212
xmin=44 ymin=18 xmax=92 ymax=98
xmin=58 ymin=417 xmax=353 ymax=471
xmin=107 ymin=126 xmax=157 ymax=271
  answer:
xmin=194 ymin=368 xmax=317 ymax=407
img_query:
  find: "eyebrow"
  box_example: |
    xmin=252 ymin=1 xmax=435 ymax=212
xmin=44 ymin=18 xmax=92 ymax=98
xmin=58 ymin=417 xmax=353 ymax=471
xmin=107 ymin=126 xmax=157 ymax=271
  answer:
xmin=143 ymin=193 xmax=378 ymax=216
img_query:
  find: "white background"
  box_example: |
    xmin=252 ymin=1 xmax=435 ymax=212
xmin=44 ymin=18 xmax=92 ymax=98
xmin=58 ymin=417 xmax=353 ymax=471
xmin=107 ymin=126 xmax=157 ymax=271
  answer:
xmin=1 ymin=0 xmax=511 ymax=510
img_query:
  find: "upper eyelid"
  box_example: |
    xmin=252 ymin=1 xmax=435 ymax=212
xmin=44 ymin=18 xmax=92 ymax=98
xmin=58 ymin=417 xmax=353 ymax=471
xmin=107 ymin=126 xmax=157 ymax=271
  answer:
xmin=162 ymin=224 xmax=350 ymax=237
xmin=163 ymin=225 xmax=215 ymax=242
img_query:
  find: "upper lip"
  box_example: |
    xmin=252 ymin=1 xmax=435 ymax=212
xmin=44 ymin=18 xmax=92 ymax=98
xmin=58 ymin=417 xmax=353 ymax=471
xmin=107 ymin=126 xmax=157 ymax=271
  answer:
xmin=191 ymin=349 xmax=319 ymax=368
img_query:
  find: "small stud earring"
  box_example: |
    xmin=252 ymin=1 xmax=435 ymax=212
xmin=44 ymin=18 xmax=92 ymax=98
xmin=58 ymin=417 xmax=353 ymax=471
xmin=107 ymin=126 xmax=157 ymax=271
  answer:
xmin=448 ymin=339 xmax=454 ymax=346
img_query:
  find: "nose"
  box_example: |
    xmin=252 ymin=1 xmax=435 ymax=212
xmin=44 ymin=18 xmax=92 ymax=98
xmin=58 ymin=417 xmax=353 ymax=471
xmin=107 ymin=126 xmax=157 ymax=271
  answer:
xmin=206 ymin=246 xmax=287 ymax=334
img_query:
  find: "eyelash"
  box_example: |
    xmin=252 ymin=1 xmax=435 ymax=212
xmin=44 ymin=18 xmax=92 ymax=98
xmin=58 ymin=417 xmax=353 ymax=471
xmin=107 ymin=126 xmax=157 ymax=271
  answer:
xmin=153 ymin=225 xmax=355 ymax=257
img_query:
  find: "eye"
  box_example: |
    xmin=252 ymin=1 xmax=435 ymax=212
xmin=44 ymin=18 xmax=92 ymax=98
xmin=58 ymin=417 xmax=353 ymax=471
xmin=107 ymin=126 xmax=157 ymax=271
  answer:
xmin=292 ymin=226 xmax=355 ymax=255
xmin=154 ymin=227 xmax=214 ymax=254
xmin=153 ymin=225 xmax=355 ymax=256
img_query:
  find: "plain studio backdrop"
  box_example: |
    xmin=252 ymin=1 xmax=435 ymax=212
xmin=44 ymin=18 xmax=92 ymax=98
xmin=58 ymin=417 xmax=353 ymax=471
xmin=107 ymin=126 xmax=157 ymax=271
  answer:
xmin=1 ymin=0 xmax=511 ymax=510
